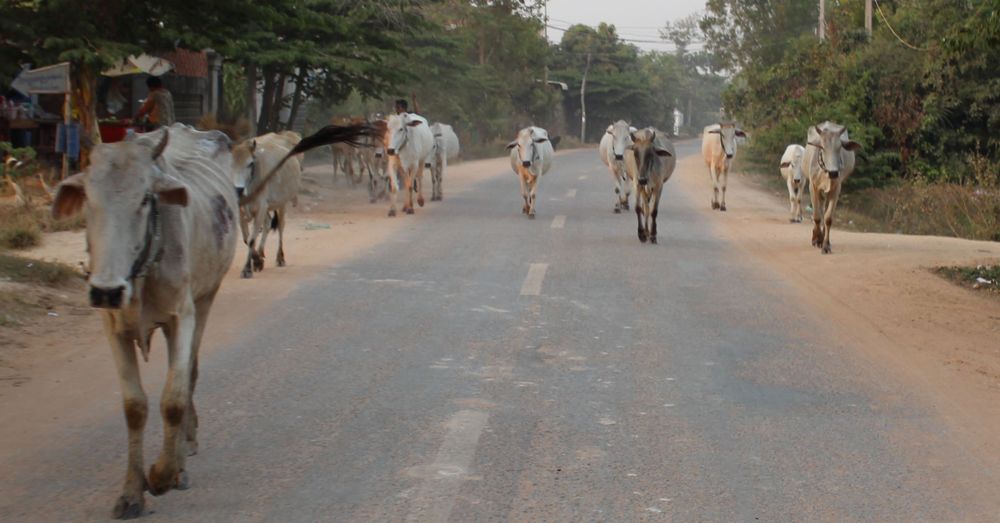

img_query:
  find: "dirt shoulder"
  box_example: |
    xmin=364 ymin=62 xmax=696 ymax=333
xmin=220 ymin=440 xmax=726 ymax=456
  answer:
xmin=672 ymin=152 xmax=1000 ymax=465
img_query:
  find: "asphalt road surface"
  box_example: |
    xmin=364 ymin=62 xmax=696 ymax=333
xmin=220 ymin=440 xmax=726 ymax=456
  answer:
xmin=3 ymin=145 xmax=999 ymax=522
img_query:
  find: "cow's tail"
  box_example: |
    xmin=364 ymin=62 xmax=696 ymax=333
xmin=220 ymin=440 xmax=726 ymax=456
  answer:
xmin=270 ymin=211 xmax=280 ymax=231
xmin=240 ymin=123 xmax=380 ymax=205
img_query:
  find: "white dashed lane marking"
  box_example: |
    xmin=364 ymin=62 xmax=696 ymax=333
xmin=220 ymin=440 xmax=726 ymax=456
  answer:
xmin=566 ymin=188 xmax=577 ymax=198
xmin=578 ymin=175 xmax=588 ymax=180
xmin=520 ymin=263 xmax=549 ymax=296
xmin=551 ymin=215 xmax=566 ymax=229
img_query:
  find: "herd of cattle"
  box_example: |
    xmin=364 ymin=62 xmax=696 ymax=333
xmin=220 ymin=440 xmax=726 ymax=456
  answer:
xmin=45 ymin=113 xmax=860 ymax=518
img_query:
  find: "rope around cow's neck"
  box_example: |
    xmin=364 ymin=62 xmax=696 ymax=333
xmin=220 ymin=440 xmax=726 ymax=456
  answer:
xmin=128 ymin=192 xmax=162 ymax=282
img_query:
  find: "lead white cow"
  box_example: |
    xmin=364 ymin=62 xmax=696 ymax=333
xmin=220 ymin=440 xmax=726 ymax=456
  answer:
xmin=52 ymin=124 xmax=238 ymax=519
xmin=507 ymin=126 xmax=554 ymax=218
xmin=231 ymin=131 xmax=302 ymax=278
xmin=385 ymin=112 xmax=434 ymax=216
xmin=779 ymin=144 xmax=808 ymax=223
xmin=599 ymin=120 xmax=636 ymax=213
xmin=701 ymin=122 xmax=747 ymax=211
xmin=803 ymin=121 xmax=862 ymax=254
xmin=428 ymin=122 xmax=460 ymax=201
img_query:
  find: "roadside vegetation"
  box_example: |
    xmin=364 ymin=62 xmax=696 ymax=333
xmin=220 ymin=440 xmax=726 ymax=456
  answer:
xmin=934 ymin=264 xmax=1000 ymax=295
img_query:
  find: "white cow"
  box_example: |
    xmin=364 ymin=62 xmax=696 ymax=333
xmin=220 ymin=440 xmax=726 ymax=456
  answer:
xmin=231 ymin=131 xmax=301 ymax=278
xmin=507 ymin=126 xmax=554 ymax=218
xmin=803 ymin=121 xmax=862 ymax=254
xmin=385 ymin=112 xmax=434 ymax=216
xmin=599 ymin=120 xmax=636 ymax=213
xmin=701 ymin=122 xmax=747 ymax=211
xmin=51 ymin=124 xmax=238 ymax=518
xmin=428 ymin=122 xmax=460 ymax=201
xmin=779 ymin=144 xmax=809 ymax=223
xmin=624 ymin=127 xmax=676 ymax=244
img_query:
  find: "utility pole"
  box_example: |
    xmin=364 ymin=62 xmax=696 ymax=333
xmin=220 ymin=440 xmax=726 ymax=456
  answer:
xmin=580 ymin=51 xmax=591 ymax=144
xmin=819 ymin=0 xmax=826 ymax=41
xmin=865 ymin=0 xmax=873 ymax=37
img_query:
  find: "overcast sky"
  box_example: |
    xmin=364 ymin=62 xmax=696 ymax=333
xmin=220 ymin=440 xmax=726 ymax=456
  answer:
xmin=545 ymin=0 xmax=707 ymax=52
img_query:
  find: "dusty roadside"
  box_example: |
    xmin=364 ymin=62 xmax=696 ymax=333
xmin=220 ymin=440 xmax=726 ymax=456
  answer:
xmin=672 ymin=151 xmax=1000 ymax=467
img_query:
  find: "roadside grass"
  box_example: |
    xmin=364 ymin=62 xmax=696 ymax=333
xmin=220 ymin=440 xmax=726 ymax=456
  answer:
xmin=0 ymin=253 xmax=81 ymax=287
xmin=0 ymin=203 xmax=86 ymax=250
xmin=934 ymin=264 xmax=1000 ymax=295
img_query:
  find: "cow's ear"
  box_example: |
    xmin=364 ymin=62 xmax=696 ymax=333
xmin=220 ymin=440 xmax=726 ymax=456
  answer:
xmin=152 ymin=174 xmax=189 ymax=207
xmin=654 ymin=148 xmax=673 ymax=157
xmin=249 ymin=139 xmax=257 ymax=154
xmin=630 ymin=132 xmax=638 ymax=142
xmin=735 ymin=129 xmax=747 ymax=138
xmin=843 ymin=140 xmax=863 ymax=152
xmin=52 ymin=172 xmax=87 ymax=219
xmin=407 ymin=120 xmax=423 ymax=127
xmin=707 ymin=129 xmax=721 ymax=135
xmin=506 ymin=141 xmax=517 ymax=150
xmin=533 ymin=137 xmax=548 ymax=144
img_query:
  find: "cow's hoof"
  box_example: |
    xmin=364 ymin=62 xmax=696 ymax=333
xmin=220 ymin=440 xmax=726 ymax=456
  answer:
xmin=528 ymin=212 xmax=535 ymax=219
xmin=417 ymin=197 xmax=425 ymax=207
xmin=147 ymin=464 xmax=178 ymax=496
xmin=711 ymin=201 xmax=720 ymax=210
xmin=822 ymin=245 xmax=832 ymax=254
xmin=174 ymin=470 xmax=190 ymax=491
xmin=638 ymin=232 xmax=647 ymax=243
xmin=613 ymin=207 xmax=621 ymax=214
xmin=405 ymin=208 xmax=415 ymax=215
xmin=623 ymin=203 xmax=630 ymax=211
xmin=388 ymin=209 xmax=397 ymax=217
xmin=111 ymin=494 xmax=144 ymax=520
xmin=720 ymin=204 xmax=727 ymax=212
xmin=277 ymin=255 xmax=286 ymax=268
xmin=650 ymin=236 xmax=657 ymax=244
xmin=522 ymin=205 xmax=529 ymax=214
xmin=240 ymin=268 xmax=253 ymax=279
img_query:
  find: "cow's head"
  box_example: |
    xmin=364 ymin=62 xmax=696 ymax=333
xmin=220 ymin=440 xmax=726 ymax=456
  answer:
xmin=607 ymin=120 xmax=633 ymax=162
xmin=385 ymin=113 xmax=423 ymax=156
xmin=372 ymin=119 xmax=388 ymax=159
xmin=629 ymin=127 xmax=672 ymax=186
xmin=807 ymin=121 xmax=862 ymax=179
xmin=230 ymin=138 xmax=257 ymax=198
xmin=507 ymin=126 xmax=549 ymax=168
xmin=51 ymin=129 xmax=188 ymax=309
xmin=708 ymin=122 xmax=746 ymax=159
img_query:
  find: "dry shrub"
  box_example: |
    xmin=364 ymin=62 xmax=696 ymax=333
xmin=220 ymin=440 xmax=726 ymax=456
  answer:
xmin=196 ymin=114 xmax=251 ymax=142
xmin=841 ymin=181 xmax=1000 ymax=241
xmin=0 ymin=203 xmax=86 ymax=250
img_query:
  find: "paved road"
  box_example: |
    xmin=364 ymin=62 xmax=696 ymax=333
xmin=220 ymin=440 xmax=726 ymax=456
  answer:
xmin=3 ymin=145 xmax=998 ymax=522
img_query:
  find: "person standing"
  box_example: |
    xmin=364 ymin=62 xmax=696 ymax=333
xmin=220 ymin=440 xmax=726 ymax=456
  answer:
xmin=134 ymin=76 xmax=175 ymax=129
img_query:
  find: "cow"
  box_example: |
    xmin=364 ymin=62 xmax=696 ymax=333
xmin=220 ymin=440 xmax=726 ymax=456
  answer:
xmin=384 ymin=112 xmax=434 ymax=216
xmin=803 ymin=121 xmax=862 ymax=254
xmin=330 ymin=116 xmax=367 ymax=186
xmin=51 ymin=124 xmax=238 ymax=519
xmin=231 ymin=131 xmax=302 ymax=278
xmin=507 ymin=126 xmax=554 ymax=218
xmin=362 ymin=119 xmax=390 ymax=203
xmin=625 ymin=127 xmax=676 ymax=244
xmin=779 ymin=144 xmax=809 ymax=223
xmin=701 ymin=122 xmax=747 ymax=211
xmin=428 ymin=122 xmax=460 ymax=201
xmin=599 ymin=120 xmax=636 ymax=213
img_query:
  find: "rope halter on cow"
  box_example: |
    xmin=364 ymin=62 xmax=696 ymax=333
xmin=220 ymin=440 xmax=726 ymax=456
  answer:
xmin=128 ymin=192 xmax=163 ymax=282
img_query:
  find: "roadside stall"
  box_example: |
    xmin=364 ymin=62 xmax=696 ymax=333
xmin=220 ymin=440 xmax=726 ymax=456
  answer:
xmin=1 ymin=62 xmax=73 ymax=178
xmin=98 ymin=54 xmax=174 ymax=141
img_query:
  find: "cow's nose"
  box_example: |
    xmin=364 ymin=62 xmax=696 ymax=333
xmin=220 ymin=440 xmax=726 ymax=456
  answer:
xmin=236 ymin=187 xmax=245 ymax=198
xmin=828 ymin=171 xmax=840 ymax=179
xmin=375 ymin=152 xmax=383 ymax=158
xmin=387 ymin=148 xmax=396 ymax=156
xmin=90 ymin=285 xmax=125 ymax=309
xmin=638 ymin=177 xmax=648 ymax=186
xmin=521 ymin=161 xmax=531 ymax=168
xmin=425 ymin=163 xmax=431 ymax=169
xmin=614 ymin=154 xmax=624 ymax=161
xmin=726 ymin=154 xmax=734 ymax=159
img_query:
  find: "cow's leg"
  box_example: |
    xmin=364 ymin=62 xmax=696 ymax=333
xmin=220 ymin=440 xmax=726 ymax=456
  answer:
xmin=527 ymin=174 xmax=538 ymax=218
xmin=520 ymin=173 xmax=530 ymax=215
xmin=148 ymin=296 xmax=197 ymax=496
xmin=609 ymin=165 xmax=623 ymax=213
xmin=275 ymin=207 xmax=287 ymax=267
xmin=241 ymin=211 xmax=264 ymax=278
xmin=183 ymin=289 xmax=216 ymax=456
xmin=403 ymin=169 xmax=415 ymax=214
xmin=787 ymin=177 xmax=798 ymax=222
xmin=252 ymin=208 xmax=268 ymax=272
xmin=416 ymin=163 xmax=426 ymax=208
xmin=650 ymin=186 xmax=662 ymax=244
xmin=387 ymin=164 xmax=399 ymax=217
xmin=719 ymin=164 xmax=729 ymax=212
xmin=635 ymin=188 xmax=647 ymax=243
xmin=622 ymin=170 xmax=632 ymax=211
xmin=822 ymin=185 xmax=841 ymax=254
xmin=810 ymin=184 xmax=824 ymax=248
xmin=108 ymin=321 xmax=148 ymax=519
xmin=709 ymin=163 xmax=721 ymax=210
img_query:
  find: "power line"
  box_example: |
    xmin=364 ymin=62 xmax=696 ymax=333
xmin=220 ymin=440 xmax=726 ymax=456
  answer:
xmin=872 ymin=0 xmax=930 ymax=51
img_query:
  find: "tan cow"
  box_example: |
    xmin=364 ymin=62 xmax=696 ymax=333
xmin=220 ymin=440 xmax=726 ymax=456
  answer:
xmin=51 ymin=124 xmax=238 ymax=519
xmin=231 ymin=131 xmax=302 ymax=278
xmin=507 ymin=126 xmax=554 ymax=218
xmin=701 ymin=122 xmax=747 ymax=211
xmin=625 ymin=127 xmax=676 ymax=244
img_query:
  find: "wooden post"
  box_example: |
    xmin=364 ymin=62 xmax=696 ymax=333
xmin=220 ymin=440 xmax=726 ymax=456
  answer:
xmin=819 ymin=0 xmax=826 ymax=41
xmin=579 ymin=51 xmax=591 ymax=144
xmin=61 ymin=92 xmax=70 ymax=179
xmin=865 ymin=0 xmax=873 ymax=37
